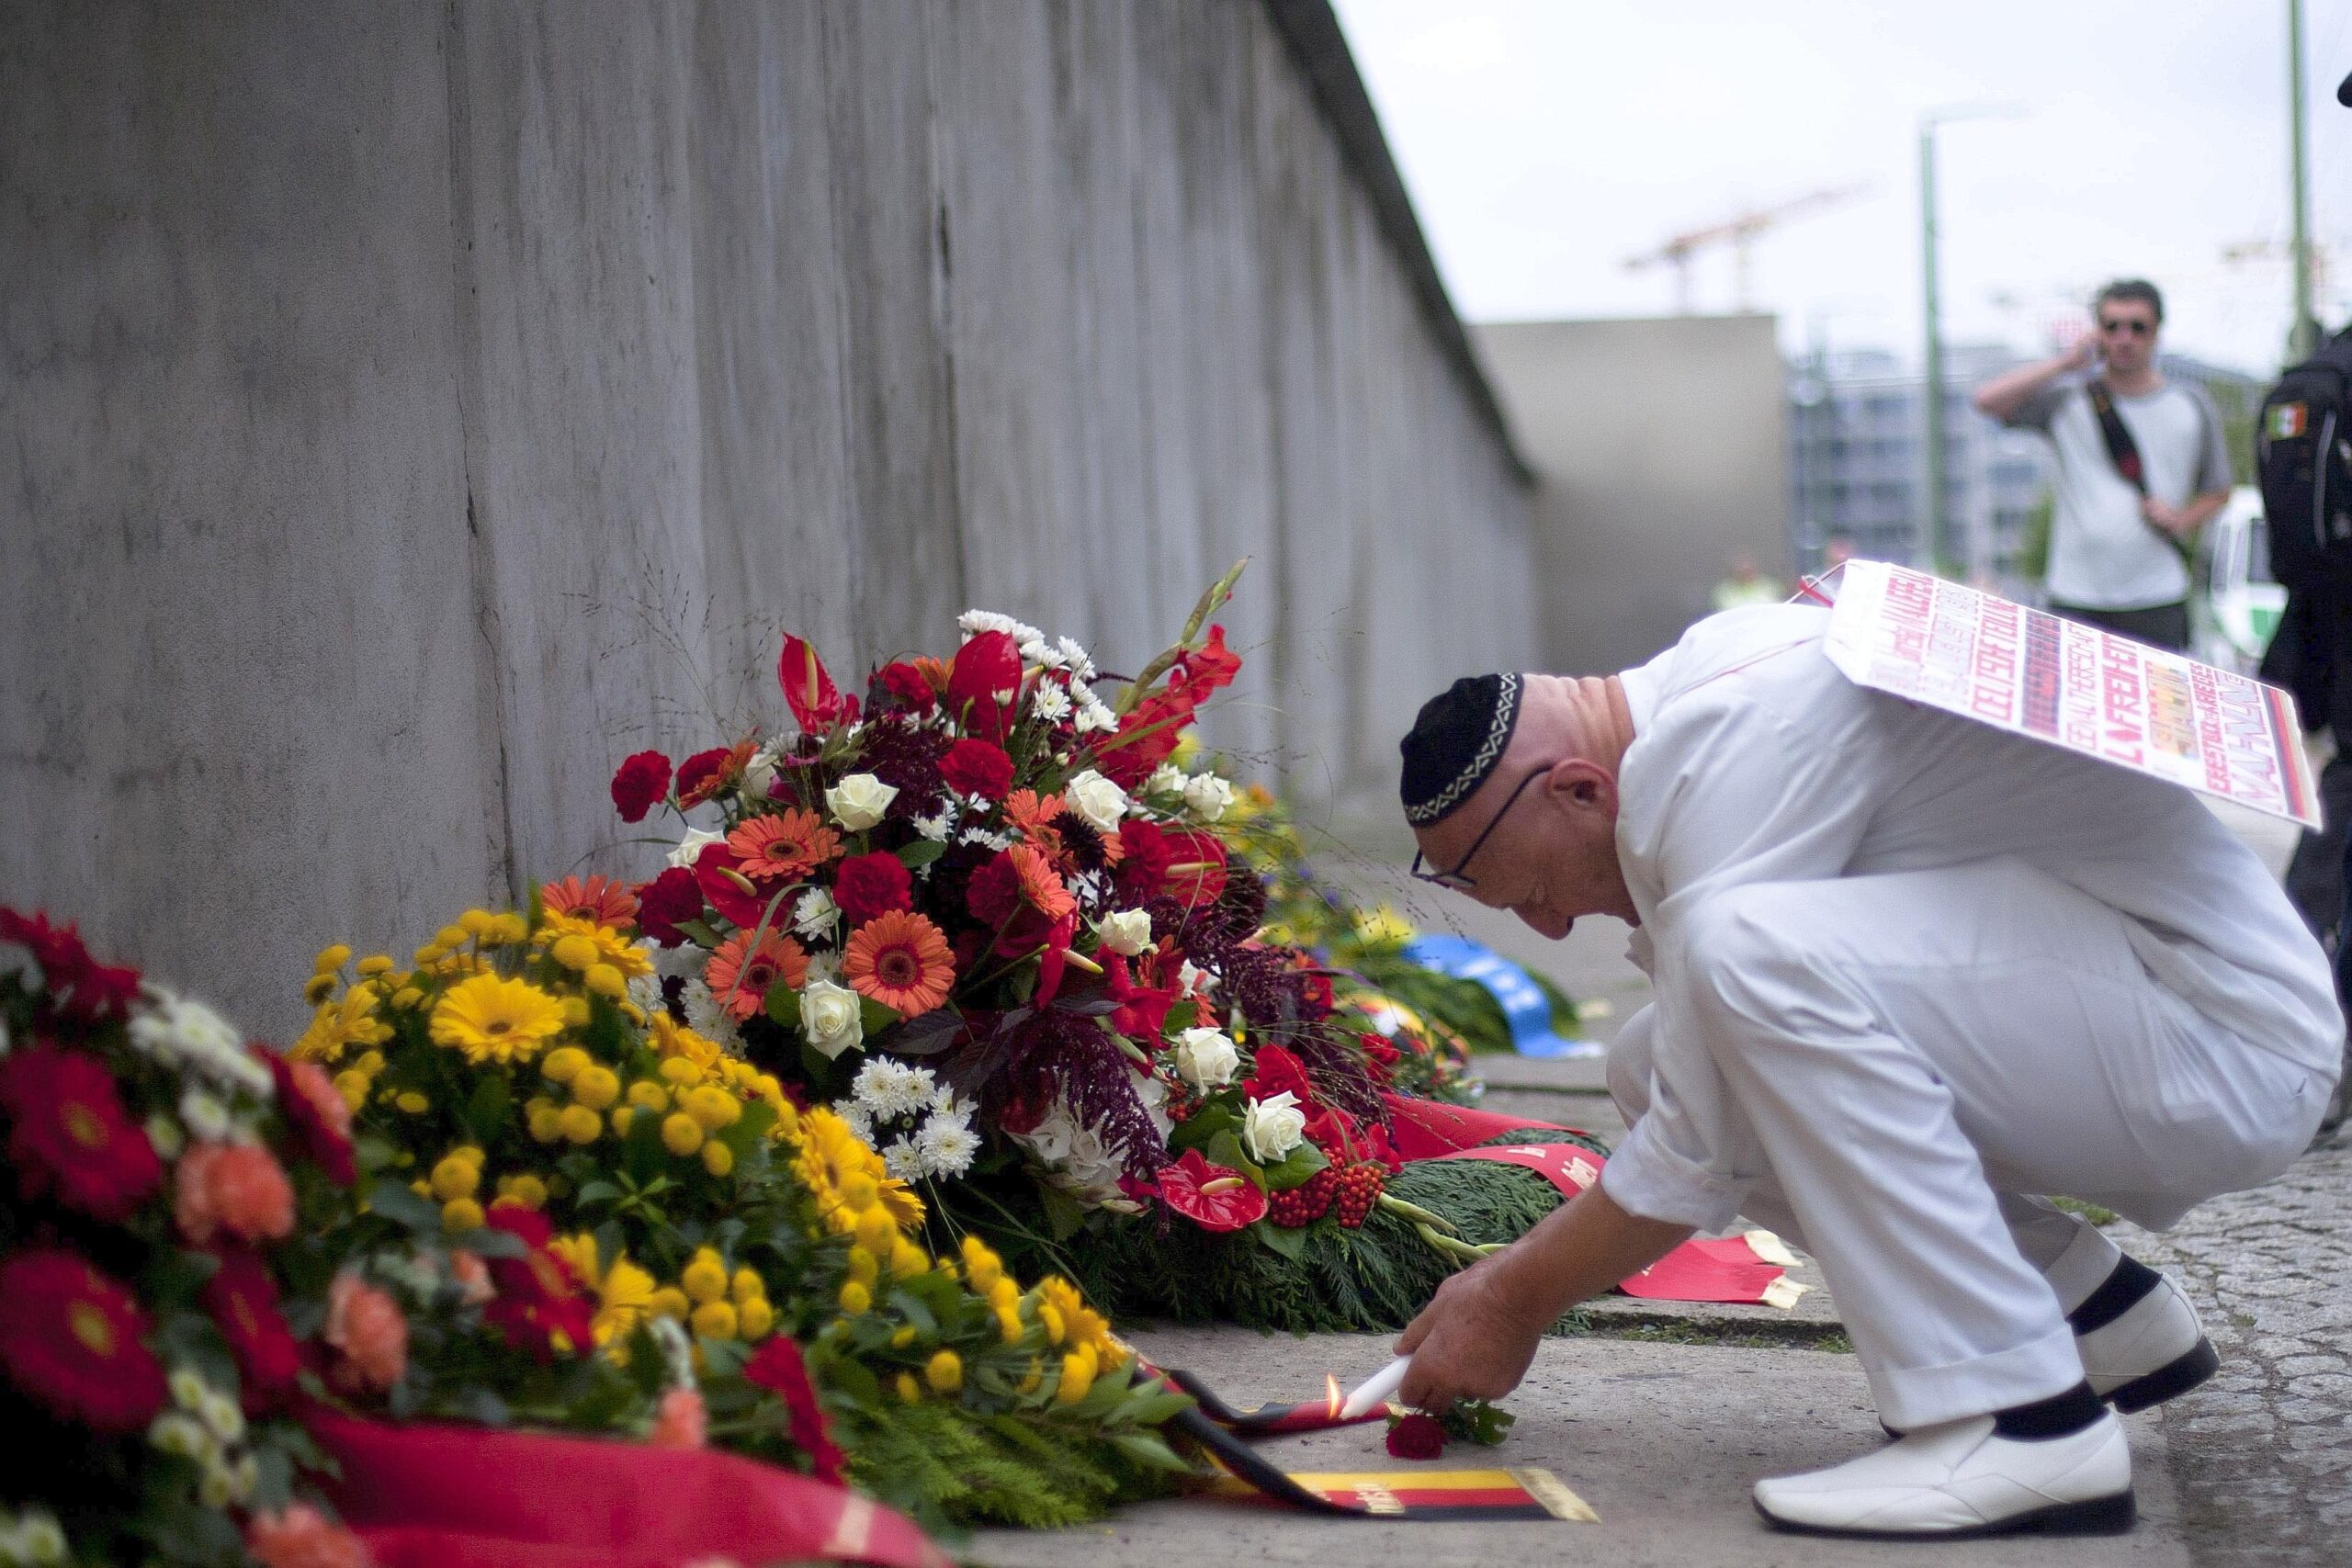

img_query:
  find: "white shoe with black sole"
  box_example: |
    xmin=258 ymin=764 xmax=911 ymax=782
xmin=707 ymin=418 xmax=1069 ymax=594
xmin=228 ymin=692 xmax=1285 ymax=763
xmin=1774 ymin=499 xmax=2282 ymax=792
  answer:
xmin=1755 ymin=1411 xmax=2135 ymax=1539
xmin=2074 ymin=1265 xmax=2218 ymax=1413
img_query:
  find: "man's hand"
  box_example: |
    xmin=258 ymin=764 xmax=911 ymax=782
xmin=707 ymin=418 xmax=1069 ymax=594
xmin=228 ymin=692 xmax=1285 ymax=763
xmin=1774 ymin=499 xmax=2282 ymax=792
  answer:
xmin=1394 ymin=1252 xmax=1546 ymax=1408
xmin=2142 ymin=496 xmax=2191 ymax=538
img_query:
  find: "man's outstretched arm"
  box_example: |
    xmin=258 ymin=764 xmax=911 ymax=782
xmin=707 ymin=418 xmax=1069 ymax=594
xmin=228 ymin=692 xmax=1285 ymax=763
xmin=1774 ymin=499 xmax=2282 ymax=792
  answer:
xmin=1394 ymin=1185 xmax=1694 ymax=1408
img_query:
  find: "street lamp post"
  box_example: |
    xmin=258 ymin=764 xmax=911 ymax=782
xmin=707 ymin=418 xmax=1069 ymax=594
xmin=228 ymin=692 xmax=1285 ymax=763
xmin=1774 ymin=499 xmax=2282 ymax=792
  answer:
xmin=1919 ymin=104 xmax=2022 ymax=576
xmin=2289 ymin=0 xmax=2319 ymax=359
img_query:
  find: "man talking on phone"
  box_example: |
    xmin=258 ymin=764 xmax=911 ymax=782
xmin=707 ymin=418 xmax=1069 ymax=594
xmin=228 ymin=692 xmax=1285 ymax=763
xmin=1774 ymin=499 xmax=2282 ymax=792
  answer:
xmin=1972 ymin=280 xmax=2233 ymax=652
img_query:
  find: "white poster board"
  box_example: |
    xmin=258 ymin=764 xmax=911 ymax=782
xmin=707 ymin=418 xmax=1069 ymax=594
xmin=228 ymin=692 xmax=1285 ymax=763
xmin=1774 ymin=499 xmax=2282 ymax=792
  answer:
xmin=1823 ymin=561 xmax=2321 ymax=829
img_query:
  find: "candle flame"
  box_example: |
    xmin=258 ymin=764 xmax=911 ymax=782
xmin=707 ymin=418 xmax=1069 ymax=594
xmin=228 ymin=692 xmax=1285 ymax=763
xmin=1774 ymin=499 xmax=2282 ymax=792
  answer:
xmin=1325 ymin=1373 xmax=1343 ymax=1421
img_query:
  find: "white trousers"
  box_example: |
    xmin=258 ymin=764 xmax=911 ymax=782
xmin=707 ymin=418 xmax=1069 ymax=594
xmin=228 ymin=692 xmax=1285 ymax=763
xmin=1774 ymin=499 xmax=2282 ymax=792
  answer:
xmin=1608 ymin=857 xmax=2327 ymax=1429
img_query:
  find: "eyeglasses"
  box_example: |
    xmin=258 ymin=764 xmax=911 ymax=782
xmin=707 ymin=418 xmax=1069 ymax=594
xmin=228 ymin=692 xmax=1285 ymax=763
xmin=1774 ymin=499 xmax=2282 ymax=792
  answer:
xmin=1408 ymin=767 xmax=1549 ymax=892
xmin=2098 ymin=317 xmax=2153 ymax=336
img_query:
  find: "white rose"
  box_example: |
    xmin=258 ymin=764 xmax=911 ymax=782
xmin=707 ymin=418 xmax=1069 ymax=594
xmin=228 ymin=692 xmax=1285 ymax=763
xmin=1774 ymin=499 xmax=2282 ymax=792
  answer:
xmin=1241 ymin=1090 xmax=1306 ymax=1163
xmin=741 ymin=747 xmax=781 ymax=803
xmin=1148 ymin=763 xmax=1186 ymax=797
xmin=1097 ymin=908 xmax=1153 ymax=957
xmin=667 ymin=826 xmax=727 ymax=870
xmin=825 ymin=773 xmax=899 ymax=831
xmin=1063 ymin=768 xmax=1129 ymax=833
xmin=1182 ymin=773 xmax=1235 ymax=822
xmin=799 ymin=978 xmax=865 ymax=1059
xmin=1172 ymin=1026 xmax=1238 ymax=1089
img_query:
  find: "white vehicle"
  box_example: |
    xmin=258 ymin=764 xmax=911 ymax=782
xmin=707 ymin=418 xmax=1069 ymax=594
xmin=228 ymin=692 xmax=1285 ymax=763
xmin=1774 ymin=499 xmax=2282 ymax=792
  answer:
xmin=2194 ymin=485 xmax=2287 ymax=675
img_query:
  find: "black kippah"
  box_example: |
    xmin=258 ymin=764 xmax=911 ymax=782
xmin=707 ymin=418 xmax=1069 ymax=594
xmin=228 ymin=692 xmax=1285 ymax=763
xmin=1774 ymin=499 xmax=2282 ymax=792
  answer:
xmin=1399 ymin=673 xmax=1522 ymax=827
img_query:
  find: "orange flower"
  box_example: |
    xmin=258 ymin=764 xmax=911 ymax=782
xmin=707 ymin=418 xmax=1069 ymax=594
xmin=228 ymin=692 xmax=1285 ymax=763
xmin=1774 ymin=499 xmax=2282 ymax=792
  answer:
xmin=540 ymin=874 xmax=639 ymax=928
xmin=728 ymin=809 xmax=841 ymax=882
xmin=1009 ymin=843 xmax=1077 ymax=922
xmin=324 ymin=1270 xmax=409 ymax=1393
xmin=246 ymin=1504 xmax=369 ymax=1568
xmin=1003 ymin=790 xmax=1065 ymax=839
xmin=707 ymin=929 xmax=810 ymax=1021
xmin=650 ymin=1385 xmax=708 ymax=1449
xmin=842 ymin=911 xmax=956 ymax=1016
xmin=175 ymin=1142 xmax=295 ymax=1247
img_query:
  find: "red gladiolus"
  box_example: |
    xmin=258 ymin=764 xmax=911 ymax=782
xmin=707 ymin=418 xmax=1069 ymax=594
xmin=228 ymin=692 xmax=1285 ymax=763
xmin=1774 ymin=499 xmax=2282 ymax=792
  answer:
xmin=481 ymin=1206 xmax=595 ymax=1363
xmin=946 ymin=629 xmax=1023 ymax=743
xmin=939 ymin=738 xmax=1014 ymax=800
xmin=1241 ymin=1043 xmax=1315 ymax=1109
xmin=1358 ymin=1032 xmax=1402 ymax=1082
xmin=262 ymin=1046 xmax=356 ymax=1186
xmin=0 ymin=1043 xmax=162 ymax=1221
xmin=778 ymin=633 xmax=854 ymax=732
xmin=1386 ymin=1412 xmax=1447 ymax=1461
xmin=832 ymin=851 xmax=914 ymax=930
xmin=1174 ymin=624 xmax=1243 ymax=703
xmin=634 ymin=867 xmax=705 ymax=947
xmin=0 ymin=1250 xmax=168 ymax=1432
xmin=876 ymin=660 xmax=937 ymax=711
xmin=608 ymin=750 xmax=672 ymax=823
xmin=1094 ymin=691 xmax=1194 ymax=789
xmin=746 ymin=1336 xmax=847 ymax=1483
xmin=1105 ymin=953 xmax=1179 ymax=1040
xmin=1152 ymin=1148 xmax=1267 ymax=1233
xmin=204 ymin=1246 xmax=305 ymax=1409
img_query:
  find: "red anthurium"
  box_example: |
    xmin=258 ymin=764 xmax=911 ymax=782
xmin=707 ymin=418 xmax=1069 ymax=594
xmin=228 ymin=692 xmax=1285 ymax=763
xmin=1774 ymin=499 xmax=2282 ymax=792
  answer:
xmin=1160 ymin=829 xmax=1228 ymax=906
xmin=946 ymin=629 xmax=1023 ymax=742
xmin=777 ymin=633 xmax=852 ymax=732
xmin=1153 ymin=1148 xmax=1267 ymax=1233
xmin=1031 ymin=915 xmax=1080 ymax=1006
xmin=692 ymin=844 xmax=785 ymax=932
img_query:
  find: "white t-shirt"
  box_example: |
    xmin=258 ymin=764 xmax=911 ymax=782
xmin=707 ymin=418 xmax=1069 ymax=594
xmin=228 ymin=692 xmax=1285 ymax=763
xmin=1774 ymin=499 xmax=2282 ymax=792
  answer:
xmin=2004 ymin=378 xmax=2232 ymax=611
xmin=1602 ymin=604 xmax=2338 ymax=1226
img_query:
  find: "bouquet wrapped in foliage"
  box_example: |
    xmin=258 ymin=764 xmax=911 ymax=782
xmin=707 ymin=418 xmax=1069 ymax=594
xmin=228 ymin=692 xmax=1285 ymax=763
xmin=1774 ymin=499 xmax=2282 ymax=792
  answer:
xmin=598 ymin=571 xmax=1602 ymax=1330
xmin=0 ymin=908 xmax=374 ymax=1568
xmin=290 ymin=900 xmax=1192 ymax=1533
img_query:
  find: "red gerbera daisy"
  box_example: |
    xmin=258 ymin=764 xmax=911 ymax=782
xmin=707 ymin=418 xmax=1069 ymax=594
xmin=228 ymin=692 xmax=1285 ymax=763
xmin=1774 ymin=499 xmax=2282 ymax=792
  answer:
xmin=0 ymin=1043 xmax=162 ymax=1222
xmin=203 ymin=1246 xmax=305 ymax=1410
xmin=728 ymin=808 xmax=842 ymax=883
xmin=0 ymin=1250 xmax=168 ymax=1432
xmin=842 ymin=911 xmax=956 ymax=1016
xmin=539 ymin=874 xmax=639 ymax=929
xmin=707 ymin=929 xmax=810 ymax=1021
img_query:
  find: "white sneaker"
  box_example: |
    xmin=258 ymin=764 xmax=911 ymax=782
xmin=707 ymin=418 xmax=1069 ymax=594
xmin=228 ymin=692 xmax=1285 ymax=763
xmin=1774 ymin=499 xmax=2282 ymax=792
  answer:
xmin=1753 ymin=1412 xmax=2134 ymax=1539
xmin=2078 ymin=1272 xmax=2218 ymax=1413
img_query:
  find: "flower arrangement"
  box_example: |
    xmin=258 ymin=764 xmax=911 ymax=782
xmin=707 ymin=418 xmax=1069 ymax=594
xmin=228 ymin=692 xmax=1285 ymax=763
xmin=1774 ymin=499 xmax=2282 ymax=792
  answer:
xmin=291 ymin=898 xmax=1193 ymax=1533
xmin=0 ymin=908 xmax=372 ymax=1568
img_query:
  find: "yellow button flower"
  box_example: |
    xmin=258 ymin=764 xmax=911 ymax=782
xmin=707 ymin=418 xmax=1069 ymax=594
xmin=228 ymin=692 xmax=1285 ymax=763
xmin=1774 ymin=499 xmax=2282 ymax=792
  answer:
xmin=853 ymin=1207 xmax=897 ymax=1258
xmin=889 ymin=1237 xmax=929 ymax=1280
xmin=650 ymin=1287 xmax=690 ymax=1320
xmin=661 ymin=1112 xmax=704 ymax=1157
xmin=895 ymin=1371 xmax=922 ymax=1404
xmin=838 ymin=1280 xmax=872 ymax=1315
xmin=585 ymin=964 xmax=627 ymax=1000
xmin=701 ymin=1141 xmax=735 ymax=1178
xmin=926 ymin=1350 xmax=963 ymax=1393
xmin=558 ymin=1105 xmax=602 ymax=1145
xmin=549 ymin=934 xmax=599 ymax=972
xmin=394 ymin=1090 xmax=430 ymax=1115
xmin=441 ymin=1197 xmax=484 ymax=1233
xmin=659 ymin=1058 xmax=704 ymax=1089
xmin=683 ymin=1086 xmax=741 ymax=1133
xmin=314 ymin=944 xmax=353 ymax=975
xmin=571 ymin=1065 xmax=620 ymax=1111
xmin=730 ymin=1268 xmax=763 ymax=1305
xmin=332 ymin=1070 xmax=369 ymax=1111
xmin=690 ymin=1300 xmax=738 ymax=1340
xmin=429 ymin=1156 xmax=481 ymax=1201
xmin=738 ymin=1297 xmax=775 ymax=1339
xmin=681 ymin=1248 xmax=729 ymax=1304
xmin=541 ymin=1046 xmax=589 ymax=1085
xmin=626 ymin=1080 xmax=669 ymax=1112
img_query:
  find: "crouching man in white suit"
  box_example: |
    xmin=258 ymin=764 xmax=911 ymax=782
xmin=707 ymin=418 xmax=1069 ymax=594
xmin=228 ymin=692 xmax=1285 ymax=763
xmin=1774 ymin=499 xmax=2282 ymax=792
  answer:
xmin=1390 ymin=603 xmax=2339 ymax=1540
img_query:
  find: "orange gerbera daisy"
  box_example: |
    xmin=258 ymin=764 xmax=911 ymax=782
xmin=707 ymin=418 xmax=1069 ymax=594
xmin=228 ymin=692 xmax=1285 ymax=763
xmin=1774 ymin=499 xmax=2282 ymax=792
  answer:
xmin=1002 ymin=790 xmax=1065 ymax=838
xmin=706 ymin=929 xmax=810 ymax=1021
xmin=842 ymin=911 xmax=956 ymax=1016
xmin=728 ymin=809 xmax=841 ymax=883
xmin=1008 ymin=843 xmax=1077 ymax=922
xmin=539 ymin=874 xmax=639 ymax=929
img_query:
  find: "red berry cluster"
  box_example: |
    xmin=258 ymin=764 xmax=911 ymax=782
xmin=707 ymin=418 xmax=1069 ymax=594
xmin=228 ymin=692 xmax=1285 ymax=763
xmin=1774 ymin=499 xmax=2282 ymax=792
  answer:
xmin=1265 ymin=1167 xmax=1339 ymax=1227
xmin=1332 ymin=1162 xmax=1386 ymax=1229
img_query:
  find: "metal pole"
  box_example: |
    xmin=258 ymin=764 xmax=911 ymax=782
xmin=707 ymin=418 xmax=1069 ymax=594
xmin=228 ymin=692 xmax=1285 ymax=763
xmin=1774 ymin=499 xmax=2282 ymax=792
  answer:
xmin=2289 ymin=0 xmax=2318 ymax=357
xmin=1920 ymin=123 xmax=1947 ymax=572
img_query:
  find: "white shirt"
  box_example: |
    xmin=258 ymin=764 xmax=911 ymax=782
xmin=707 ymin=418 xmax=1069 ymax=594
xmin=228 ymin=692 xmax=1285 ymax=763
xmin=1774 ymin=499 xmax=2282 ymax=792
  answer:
xmin=1602 ymin=604 xmax=2339 ymax=1225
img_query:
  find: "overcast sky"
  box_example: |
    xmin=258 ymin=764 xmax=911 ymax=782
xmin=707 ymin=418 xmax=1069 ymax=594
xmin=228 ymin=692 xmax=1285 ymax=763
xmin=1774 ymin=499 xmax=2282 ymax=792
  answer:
xmin=1331 ymin=0 xmax=2352 ymax=376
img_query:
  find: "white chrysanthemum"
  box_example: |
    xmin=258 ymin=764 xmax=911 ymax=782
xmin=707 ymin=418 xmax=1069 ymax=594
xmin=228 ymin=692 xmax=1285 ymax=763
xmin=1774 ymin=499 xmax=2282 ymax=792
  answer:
xmin=1178 ymin=959 xmax=1218 ymax=998
xmin=958 ymin=610 xmax=1022 ymax=643
xmin=679 ymin=979 xmax=745 ymax=1053
xmin=626 ymin=971 xmax=667 ymax=1018
xmin=793 ymin=887 xmax=841 ymax=942
xmin=852 ymin=1058 xmax=936 ymax=1121
xmin=1032 ymin=640 xmax=1069 ymax=671
xmin=655 ymin=942 xmax=708 ymax=981
xmin=1030 ymin=682 xmax=1072 ymax=721
xmin=130 ymin=993 xmax=270 ymax=1095
xmin=1075 ymin=699 xmax=1118 ymax=734
xmin=917 ymin=1116 xmax=980 ymax=1179
xmin=958 ymin=826 xmax=1012 ymax=852
xmin=881 ymin=1136 xmax=925 ymax=1183
xmin=929 ymin=1086 xmax=975 ymax=1120
xmin=913 ymin=808 xmax=955 ymax=843
xmin=1057 ymin=637 xmax=1097 ymax=681
xmin=178 ymin=1089 xmax=232 ymax=1143
xmin=838 ymin=1102 xmax=876 ymax=1145
xmin=804 ymin=951 xmax=842 ymax=985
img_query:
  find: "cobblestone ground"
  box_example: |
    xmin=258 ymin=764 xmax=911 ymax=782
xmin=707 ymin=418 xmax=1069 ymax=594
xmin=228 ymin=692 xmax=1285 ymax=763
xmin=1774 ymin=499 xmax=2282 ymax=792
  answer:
xmin=2111 ymin=1122 xmax=2352 ymax=1568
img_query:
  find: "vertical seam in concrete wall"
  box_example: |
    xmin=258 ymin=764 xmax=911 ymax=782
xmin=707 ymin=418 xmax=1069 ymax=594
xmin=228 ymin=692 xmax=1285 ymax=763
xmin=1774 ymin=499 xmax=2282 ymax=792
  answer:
xmin=921 ymin=11 xmax=970 ymax=618
xmin=439 ymin=0 xmax=520 ymax=906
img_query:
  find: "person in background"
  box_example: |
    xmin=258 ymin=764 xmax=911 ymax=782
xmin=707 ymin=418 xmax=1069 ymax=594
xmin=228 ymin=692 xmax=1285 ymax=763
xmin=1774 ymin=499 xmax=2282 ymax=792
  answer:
xmin=1973 ymin=280 xmax=2233 ymax=652
xmin=1710 ymin=552 xmax=1782 ymax=613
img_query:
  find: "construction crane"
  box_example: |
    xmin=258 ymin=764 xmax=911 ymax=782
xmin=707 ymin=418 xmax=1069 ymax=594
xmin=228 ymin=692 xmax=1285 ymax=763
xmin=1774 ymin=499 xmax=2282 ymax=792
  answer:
xmin=1624 ymin=185 xmax=1874 ymax=313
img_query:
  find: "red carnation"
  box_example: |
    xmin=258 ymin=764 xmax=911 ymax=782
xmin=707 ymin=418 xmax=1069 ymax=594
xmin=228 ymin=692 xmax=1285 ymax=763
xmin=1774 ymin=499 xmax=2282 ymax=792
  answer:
xmin=876 ymin=661 xmax=937 ymax=711
xmin=481 ymin=1206 xmax=595 ymax=1363
xmin=1174 ymin=624 xmax=1243 ymax=703
xmin=946 ymin=630 xmax=1023 ymax=743
xmin=673 ymin=747 xmax=734 ymax=809
xmin=1114 ymin=819 xmax=1174 ymax=900
xmin=1242 ymin=1043 xmax=1316 ymax=1109
xmin=1386 ymin=1412 xmax=1447 ymax=1461
xmin=609 ymin=750 xmax=672 ymax=823
xmin=634 ymin=866 xmax=706 ymax=947
xmin=965 ymin=851 xmax=1023 ymax=929
xmin=832 ymin=851 xmax=914 ymax=930
xmin=1152 ymin=1148 xmax=1267 ymax=1234
xmin=262 ymin=1047 xmax=355 ymax=1186
xmin=0 ymin=1250 xmax=167 ymax=1432
xmin=0 ymin=1043 xmax=162 ymax=1222
xmin=746 ymin=1336 xmax=847 ymax=1483
xmin=939 ymin=739 xmax=1014 ymax=800
xmin=779 ymin=633 xmax=854 ymax=732
xmin=203 ymin=1247 xmax=304 ymax=1409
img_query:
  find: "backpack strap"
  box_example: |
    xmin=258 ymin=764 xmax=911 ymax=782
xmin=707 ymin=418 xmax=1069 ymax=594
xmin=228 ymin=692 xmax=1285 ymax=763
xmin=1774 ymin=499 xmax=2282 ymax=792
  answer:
xmin=2085 ymin=378 xmax=2148 ymax=493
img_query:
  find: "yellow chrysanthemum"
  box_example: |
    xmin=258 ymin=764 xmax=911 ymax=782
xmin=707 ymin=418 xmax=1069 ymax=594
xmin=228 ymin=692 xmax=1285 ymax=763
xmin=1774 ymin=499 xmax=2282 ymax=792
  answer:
xmin=551 ymin=1234 xmax=660 ymax=1348
xmin=290 ymin=984 xmax=391 ymax=1066
xmin=792 ymin=1106 xmax=922 ymax=1235
xmin=537 ymin=912 xmax=655 ymax=981
xmin=429 ymin=975 xmax=568 ymax=1066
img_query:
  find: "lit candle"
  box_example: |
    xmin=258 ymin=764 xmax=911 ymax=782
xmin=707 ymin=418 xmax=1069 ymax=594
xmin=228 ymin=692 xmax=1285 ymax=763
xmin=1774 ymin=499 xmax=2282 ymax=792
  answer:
xmin=1338 ymin=1354 xmax=1411 ymax=1420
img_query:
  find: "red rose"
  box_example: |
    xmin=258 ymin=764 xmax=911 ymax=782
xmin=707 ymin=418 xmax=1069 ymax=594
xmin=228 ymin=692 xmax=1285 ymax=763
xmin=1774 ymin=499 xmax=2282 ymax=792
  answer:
xmin=1152 ymin=1148 xmax=1267 ymax=1233
xmin=746 ymin=1336 xmax=847 ymax=1483
xmin=262 ymin=1047 xmax=355 ymax=1186
xmin=0 ymin=1043 xmax=162 ymax=1222
xmin=778 ymin=633 xmax=854 ymax=732
xmin=0 ymin=1250 xmax=167 ymax=1432
xmin=1173 ymin=624 xmax=1243 ymax=703
xmin=673 ymin=747 xmax=734 ymax=809
xmin=1385 ymin=1411 xmax=1447 ymax=1461
xmin=203 ymin=1247 xmax=304 ymax=1409
xmin=832 ymin=851 xmax=913 ymax=930
xmin=608 ymin=750 xmax=672 ymax=823
xmin=946 ymin=630 xmax=1023 ymax=743
xmin=1241 ymin=1043 xmax=1316 ymax=1108
xmin=876 ymin=660 xmax=937 ymax=711
xmin=634 ymin=867 xmax=706 ymax=947
xmin=939 ymin=739 xmax=1014 ymax=800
